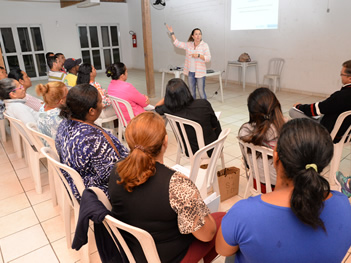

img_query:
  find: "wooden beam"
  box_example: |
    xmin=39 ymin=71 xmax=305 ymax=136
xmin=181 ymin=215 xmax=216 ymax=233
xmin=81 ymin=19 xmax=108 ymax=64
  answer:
xmin=141 ymin=0 xmax=155 ymax=98
xmin=0 ymin=47 xmax=4 ymax=68
xmin=60 ymin=0 xmax=79 ymax=8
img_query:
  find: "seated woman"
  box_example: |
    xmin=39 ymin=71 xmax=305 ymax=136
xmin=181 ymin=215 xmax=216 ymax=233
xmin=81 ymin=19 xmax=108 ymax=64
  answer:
xmin=0 ymin=78 xmax=39 ymax=123
xmin=155 ymin=78 xmax=221 ymax=155
xmin=36 ymin=81 xmax=67 ymax=139
xmin=8 ymin=68 xmax=43 ymax=111
xmin=106 ymin=63 xmax=149 ymax=122
xmin=238 ymin=87 xmax=285 ymax=190
xmin=77 ymin=63 xmax=115 ymax=119
xmin=55 ymin=84 xmax=129 ymax=200
xmin=109 ymin=111 xmax=225 ymax=263
xmin=216 ymin=118 xmax=351 ymax=262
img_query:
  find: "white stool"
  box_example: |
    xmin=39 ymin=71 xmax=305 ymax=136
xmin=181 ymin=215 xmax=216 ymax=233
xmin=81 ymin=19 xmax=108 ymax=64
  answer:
xmin=225 ymin=61 xmax=259 ymax=91
xmin=160 ymin=69 xmax=184 ymax=97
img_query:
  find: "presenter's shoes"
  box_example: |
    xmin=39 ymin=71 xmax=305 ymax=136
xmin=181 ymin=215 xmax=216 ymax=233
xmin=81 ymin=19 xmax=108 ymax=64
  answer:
xmin=336 ymin=171 xmax=351 ymax=198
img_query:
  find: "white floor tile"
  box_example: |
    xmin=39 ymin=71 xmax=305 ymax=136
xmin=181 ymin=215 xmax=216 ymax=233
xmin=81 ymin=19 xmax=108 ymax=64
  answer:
xmin=9 ymin=245 xmax=59 ymax=263
xmin=0 ymin=224 xmax=48 ymax=262
xmin=0 ymin=193 xmax=30 ymax=218
xmin=32 ymin=199 xmax=60 ymax=222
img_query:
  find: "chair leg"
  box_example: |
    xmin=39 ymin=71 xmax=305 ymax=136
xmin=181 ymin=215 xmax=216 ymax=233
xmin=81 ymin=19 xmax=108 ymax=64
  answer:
xmin=273 ymin=78 xmax=277 ymax=93
xmin=0 ymin=119 xmax=6 ymax=143
xmin=11 ymin=127 xmax=22 ymax=159
xmin=47 ymin=162 xmax=57 ymax=206
xmin=63 ymin=195 xmax=72 ymax=248
xmin=329 ymin=145 xmax=343 ymax=185
xmin=30 ymin=152 xmax=42 ymax=194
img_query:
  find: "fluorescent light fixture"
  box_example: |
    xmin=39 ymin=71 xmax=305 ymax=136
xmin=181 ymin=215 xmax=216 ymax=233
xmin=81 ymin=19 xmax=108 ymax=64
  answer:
xmin=77 ymin=0 xmax=100 ymax=8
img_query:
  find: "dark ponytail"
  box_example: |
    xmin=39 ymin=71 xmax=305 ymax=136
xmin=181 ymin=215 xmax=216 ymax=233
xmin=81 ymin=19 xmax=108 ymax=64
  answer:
xmin=240 ymin=87 xmax=285 ymax=146
xmin=276 ymin=118 xmax=333 ymax=231
xmin=105 ymin=63 xmax=126 ymax=80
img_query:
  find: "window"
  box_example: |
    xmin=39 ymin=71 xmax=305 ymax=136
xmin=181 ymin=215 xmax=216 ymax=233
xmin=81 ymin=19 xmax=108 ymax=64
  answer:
xmin=78 ymin=24 xmax=121 ymax=71
xmin=231 ymin=0 xmax=279 ymax=30
xmin=0 ymin=25 xmax=46 ymax=78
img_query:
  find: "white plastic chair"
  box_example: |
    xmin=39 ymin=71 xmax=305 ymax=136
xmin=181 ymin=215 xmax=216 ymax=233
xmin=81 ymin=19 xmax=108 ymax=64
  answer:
xmin=26 ymin=122 xmax=57 ymax=151
xmin=4 ymin=113 xmax=46 ymax=194
xmin=238 ymin=139 xmax=274 ymax=198
xmin=94 ymin=108 xmax=118 ymax=135
xmin=89 ymin=187 xmax=161 ymax=263
xmin=329 ymin=110 xmax=351 ymax=186
xmin=188 ymin=128 xmax=231 ymax=200
xmin=165 ymin=113 xmax=225 ymax=168
xmin=263 ymin=58 xmax=285 ymax=93
xmin=3 ymin=113 xmax=22 ymax=158
xmin=40 ymin=147 xmax=90 ymax=262
xmin=109 ymin=96 xmax=135 ymax=141
xmin=26 ymin=122 xmax=57 ymax=205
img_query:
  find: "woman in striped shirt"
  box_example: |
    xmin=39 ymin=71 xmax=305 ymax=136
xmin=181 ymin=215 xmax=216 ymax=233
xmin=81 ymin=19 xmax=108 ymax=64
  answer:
xmin=166 ymin=25 xmax=211 ymax=99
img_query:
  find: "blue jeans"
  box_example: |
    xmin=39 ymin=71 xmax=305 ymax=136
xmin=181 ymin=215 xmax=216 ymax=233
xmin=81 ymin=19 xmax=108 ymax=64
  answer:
xmin=188 ymin=72 xmax=207 ymax=99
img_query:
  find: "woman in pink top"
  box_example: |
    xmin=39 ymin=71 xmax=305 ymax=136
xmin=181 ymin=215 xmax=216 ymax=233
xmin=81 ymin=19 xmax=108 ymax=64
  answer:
xmin=166 ymin=25 xmax=211 ymax=100
xmin=106 ymin=63 xmax=149 ymax=123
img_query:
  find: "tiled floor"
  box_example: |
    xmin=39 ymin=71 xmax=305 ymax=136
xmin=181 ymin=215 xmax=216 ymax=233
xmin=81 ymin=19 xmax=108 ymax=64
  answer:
xmin=0 ymin=69 xmax=350 ymax=262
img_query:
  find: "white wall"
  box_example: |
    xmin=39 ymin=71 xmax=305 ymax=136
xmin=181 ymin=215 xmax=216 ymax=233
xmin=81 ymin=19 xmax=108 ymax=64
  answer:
xmin=1 ymin=0 xmax=350 ymax=95
xmin=0 ymin=1 xmax=133 ymax=69
xmin=140 ymin=0 xmax=351 ymax=95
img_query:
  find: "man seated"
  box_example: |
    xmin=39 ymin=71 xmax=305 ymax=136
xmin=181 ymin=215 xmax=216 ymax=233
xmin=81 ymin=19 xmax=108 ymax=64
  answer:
xmin=55 ymin=52 xmax=67 ymax=74
xmin=0 ymin=66 xmax=7 ymax=79
xmin=0 ymin=78 xmax=39 ymax=124
xmin=289 ymin=60 xmax=351 ymax=142
xmin=48 ymin=55 xmax=66 ymax=82
xmin=63 ymin=58 xmax=81 ymax=88
xmin=8 ymin=68 xmax=43 ymax=111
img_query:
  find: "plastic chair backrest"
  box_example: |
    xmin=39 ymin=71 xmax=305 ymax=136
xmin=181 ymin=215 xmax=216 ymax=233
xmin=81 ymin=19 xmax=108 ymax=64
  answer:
xmin=189 ymin=128 xmax=230 ymax=199
xmin=238 ymin=139 xmax=274 ymax=196
xmin=4 ymin=112 xmax=36 ymax=150
xmin=88 ymin=187 xmax=161 ymax=263
xmin=104 ymin=215 xmax=161 ymax=263
xmin=165 ymin=113 xmax=205 ymax=161
xmin=26 ymin=122 xmax=57 ymax=151
xmin=109 ymin=95 xmax=135 ymax=127
xmin=40 ymin=147 xmax=85 ymax=202
xmin=267 ymin=58 xmax=285 ymax=75
xmin=330 ymin=110 xmax=351 ymax=145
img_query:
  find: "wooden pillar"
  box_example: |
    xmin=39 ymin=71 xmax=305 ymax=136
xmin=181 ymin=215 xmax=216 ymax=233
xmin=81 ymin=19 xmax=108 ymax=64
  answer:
xmin=0 ymin=47 xmax=4 ymax=68
xmin=141 ymin=0 xmax=155 ymax=98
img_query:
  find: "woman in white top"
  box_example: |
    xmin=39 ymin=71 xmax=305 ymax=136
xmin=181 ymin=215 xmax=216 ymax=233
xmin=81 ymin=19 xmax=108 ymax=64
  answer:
xmin=166 ymin=24 xmax=211 ymax=99
xmin=238 ymin=87 xmax=285 ymax=191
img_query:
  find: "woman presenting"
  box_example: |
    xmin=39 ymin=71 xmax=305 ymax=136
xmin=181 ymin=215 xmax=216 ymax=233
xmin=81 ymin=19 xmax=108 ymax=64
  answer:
xmin=166 ymin=24 xmax=211 ymax=99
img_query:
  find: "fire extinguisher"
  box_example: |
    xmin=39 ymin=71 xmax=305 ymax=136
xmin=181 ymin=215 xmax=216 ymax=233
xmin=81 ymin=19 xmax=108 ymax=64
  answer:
xmin=129 ymin=30 xmax=137 ymax=48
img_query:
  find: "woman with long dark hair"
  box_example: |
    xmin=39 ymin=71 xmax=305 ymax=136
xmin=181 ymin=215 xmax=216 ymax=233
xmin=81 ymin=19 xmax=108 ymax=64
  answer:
xmin=56 ymin=84 xmax=128 ymax=200
xmin=216 ymin=118 xmax=351 ymax=262
xmin=155 ymin=78 xmax=221 ymax=155
xmin=109 ymin=111 xmax=224 ymax=263
xmin=239 ymin=87 xmax=285 ymax=190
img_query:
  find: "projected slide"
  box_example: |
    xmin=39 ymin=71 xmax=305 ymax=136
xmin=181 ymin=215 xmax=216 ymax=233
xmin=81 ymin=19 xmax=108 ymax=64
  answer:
xmin=231 ymin=0 xmax=279 ymax=30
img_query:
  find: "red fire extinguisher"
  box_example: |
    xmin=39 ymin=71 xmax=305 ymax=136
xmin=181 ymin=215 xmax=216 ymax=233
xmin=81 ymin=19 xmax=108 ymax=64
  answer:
xmin=129 ymin=30 xmax=137 ymax=48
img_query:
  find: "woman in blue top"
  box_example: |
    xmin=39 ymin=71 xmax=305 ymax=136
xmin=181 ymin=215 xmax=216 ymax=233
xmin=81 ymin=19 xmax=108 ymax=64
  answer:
xmin=216 ymin=118 xmax=351 ymax=263
xmin=55 ymin=84 xmax=128 ymax=200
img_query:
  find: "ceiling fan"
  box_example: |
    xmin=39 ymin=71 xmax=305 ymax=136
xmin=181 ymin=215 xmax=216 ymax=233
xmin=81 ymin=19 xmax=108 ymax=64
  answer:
xmin=151 ymin=0 xmax=166 ymax=11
